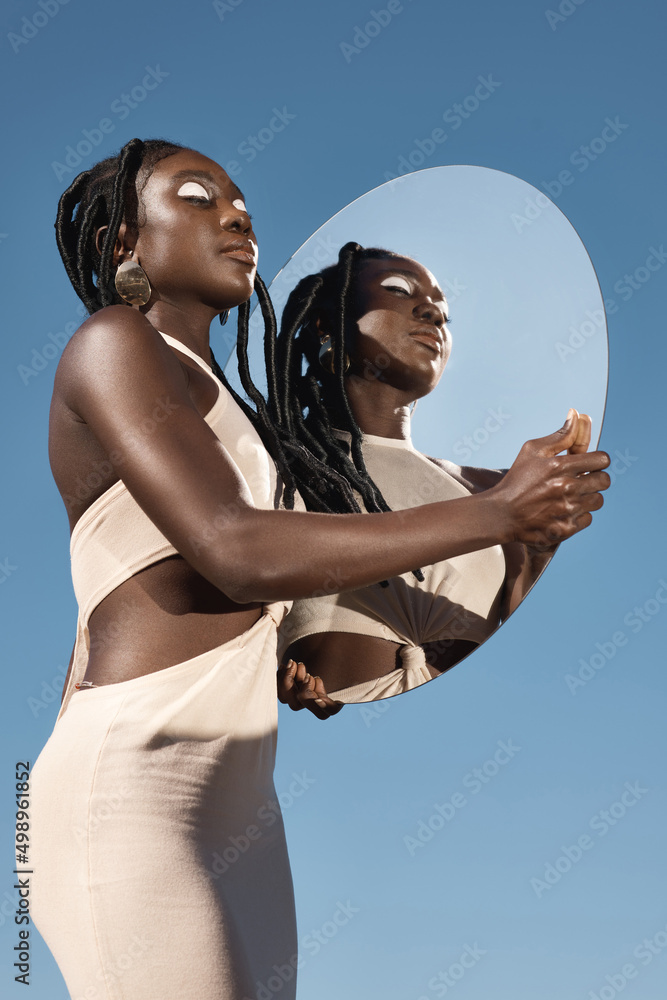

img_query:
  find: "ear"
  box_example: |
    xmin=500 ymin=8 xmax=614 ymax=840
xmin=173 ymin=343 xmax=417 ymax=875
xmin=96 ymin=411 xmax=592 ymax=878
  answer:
xmin=315 ymin=314 xmax=332 ymax=341
xmin=95 ymin=221 xmax=135 ymax=266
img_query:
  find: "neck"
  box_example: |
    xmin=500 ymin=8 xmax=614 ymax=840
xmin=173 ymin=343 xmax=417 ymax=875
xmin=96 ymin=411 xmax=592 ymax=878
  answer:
xmin=141 ymin=299 xmax=220 ymax=365
xmin=344 ymin=375 xmax=413 ymax=440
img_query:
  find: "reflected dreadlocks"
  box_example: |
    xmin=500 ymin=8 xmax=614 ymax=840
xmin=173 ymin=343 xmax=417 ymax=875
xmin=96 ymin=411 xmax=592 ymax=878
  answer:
xmin=266 ymin=241 xmax=425 ymax=580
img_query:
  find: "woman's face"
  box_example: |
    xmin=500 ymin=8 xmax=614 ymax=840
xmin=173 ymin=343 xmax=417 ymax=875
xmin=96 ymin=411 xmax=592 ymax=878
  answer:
xmin=346 ymin=255 xmax=451 ymax=399
xmin=122 ymin=148 xmax=258 ymax=313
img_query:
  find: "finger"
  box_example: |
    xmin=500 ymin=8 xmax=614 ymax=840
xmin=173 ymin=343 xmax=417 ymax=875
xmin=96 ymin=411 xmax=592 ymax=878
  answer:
xmin=312 ymin=676 xmax=345 ymax=715
xmin=298 ymin=684 xmax=344 ymax=719
xmin=576 ymin=470 xmax=611 ymax=494
xmin=532 ymin=408 xmax=580 ymax=457
xmin=293 ymin=661 xmax=309 ymax=685
xmin=277 ymin=659 xmax=298 ymax=704
xmin=312 ymin=675 xmax=329 ymax=700
xmin=569 ymin=413 xmax=592 ymax=454
xmin=556 ymin=450 xmax=611 ymax=475
xmin=584 ymin=491 xmax=605 ymax=512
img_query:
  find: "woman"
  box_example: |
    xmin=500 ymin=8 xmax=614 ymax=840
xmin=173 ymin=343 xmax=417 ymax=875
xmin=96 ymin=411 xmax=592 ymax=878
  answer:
xmin=31 ymin=141 xmax=607 ymax=1000
xmin=271 ymin=243 xmax=599 ymax=703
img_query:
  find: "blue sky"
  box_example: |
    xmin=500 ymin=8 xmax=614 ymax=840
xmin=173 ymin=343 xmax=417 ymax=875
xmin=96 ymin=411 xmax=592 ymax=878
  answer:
xmin=1 ymin=0 xmax=666 ymax=998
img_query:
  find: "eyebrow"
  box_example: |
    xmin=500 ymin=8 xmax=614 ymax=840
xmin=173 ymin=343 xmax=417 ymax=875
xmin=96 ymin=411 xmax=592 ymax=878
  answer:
xmin=377 ymin=266 xmax=448 ymax=305
xmin=170 ymin=169 xmax=247 ymax=204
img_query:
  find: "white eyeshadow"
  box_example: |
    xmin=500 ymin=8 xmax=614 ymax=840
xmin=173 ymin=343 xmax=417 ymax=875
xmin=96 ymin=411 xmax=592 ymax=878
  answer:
xmin=177 ymin=181 xmax=209 ymax=199
xmin=380 ymin=275 xmax=411 ymax=292
xmin=232 ymin=198 xmax=247 ymax=212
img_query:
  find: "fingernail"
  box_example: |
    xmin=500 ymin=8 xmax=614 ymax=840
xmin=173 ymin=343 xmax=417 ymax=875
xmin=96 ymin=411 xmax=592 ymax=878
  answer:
xmin=315 ymin=699 xmax=327 ymax=708
xmin=565 ymin=408 xmax=576 ymax=424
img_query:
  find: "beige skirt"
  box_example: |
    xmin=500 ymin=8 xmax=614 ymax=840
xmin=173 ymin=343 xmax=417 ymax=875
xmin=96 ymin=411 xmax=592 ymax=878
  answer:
xmin=30 ymin=610 xmax=297 ymax=1000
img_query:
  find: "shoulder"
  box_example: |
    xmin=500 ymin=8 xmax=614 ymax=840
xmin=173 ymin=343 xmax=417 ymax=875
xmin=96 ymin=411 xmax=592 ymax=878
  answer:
xmin=54 ymin=306 xmax=186 ymax=414
xmin=60 ymin=305 xmax=173 ymax=370
xmin=423 ymin=455 xmax=507 ymax=494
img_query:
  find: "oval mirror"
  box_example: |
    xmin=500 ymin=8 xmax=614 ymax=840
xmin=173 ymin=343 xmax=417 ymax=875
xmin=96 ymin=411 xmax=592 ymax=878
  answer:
xmin=224 ymin=165 xmax=608 ymax=703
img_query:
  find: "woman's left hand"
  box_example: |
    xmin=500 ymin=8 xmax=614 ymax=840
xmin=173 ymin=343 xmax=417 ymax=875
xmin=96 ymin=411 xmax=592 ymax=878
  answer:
xmin=277 ymin=659 xmax=344 ymax=720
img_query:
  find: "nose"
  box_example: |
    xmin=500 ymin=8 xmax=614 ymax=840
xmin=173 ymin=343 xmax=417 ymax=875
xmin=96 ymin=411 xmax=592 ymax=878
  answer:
xmin=413 ymin=298 xmax=447 ymax=326
xmin=219 ymin=202 xmax=253 ymax=236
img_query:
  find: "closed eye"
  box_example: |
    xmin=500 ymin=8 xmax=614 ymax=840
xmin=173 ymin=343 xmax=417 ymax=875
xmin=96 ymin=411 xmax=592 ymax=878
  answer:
xmin=177 ymin=181 xmax=211 ymax=203
xmin=380 ymin=275 xmax=411 ymax=294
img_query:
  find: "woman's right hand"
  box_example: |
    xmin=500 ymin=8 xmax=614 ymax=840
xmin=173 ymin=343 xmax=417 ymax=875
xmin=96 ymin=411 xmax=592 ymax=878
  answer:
xmin=489 ymin=409 xmax=610 ymax=549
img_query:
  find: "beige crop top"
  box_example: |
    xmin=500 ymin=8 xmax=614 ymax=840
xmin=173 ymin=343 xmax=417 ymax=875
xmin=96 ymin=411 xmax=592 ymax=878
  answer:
xmin=278 ymin=432 xmax=506 ymax=703
xmin=60 ymin=331 xmax=290 ymax=719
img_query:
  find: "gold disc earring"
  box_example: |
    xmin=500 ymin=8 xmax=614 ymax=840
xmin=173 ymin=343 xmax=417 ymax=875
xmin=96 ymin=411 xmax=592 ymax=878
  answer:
xmin=114 ymin=251 xmax=151 ymax=307
xmin=318 ymin=335 xmax=350 ymax=374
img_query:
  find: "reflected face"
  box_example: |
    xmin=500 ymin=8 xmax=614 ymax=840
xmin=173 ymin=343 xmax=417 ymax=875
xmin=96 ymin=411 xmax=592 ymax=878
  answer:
xmin=347 ymin=256 xmax=452 ymax=398
xmin=130 ymin=149 xmax=258 ymax=311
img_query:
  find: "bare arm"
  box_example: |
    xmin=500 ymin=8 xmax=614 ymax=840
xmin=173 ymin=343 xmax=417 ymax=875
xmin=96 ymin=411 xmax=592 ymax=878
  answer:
xmin=61 ymin=309 xmax=609 ymax=605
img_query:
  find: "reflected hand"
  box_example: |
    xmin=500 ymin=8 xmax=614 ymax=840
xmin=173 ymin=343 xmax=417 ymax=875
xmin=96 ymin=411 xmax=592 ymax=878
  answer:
xmin=491 ymin=409 xmax=610 ymax=549
xmin=277 ymin=659 xmax=344 ymax=720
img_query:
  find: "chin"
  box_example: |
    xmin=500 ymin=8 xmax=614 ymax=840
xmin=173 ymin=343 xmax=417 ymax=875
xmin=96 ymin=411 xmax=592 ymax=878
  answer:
xmin=219 ymin=273 xmax=256 ymax=308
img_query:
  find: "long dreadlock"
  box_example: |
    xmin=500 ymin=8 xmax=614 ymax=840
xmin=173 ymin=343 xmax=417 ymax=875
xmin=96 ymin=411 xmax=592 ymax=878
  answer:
xmin=55 ymin=148 xmax=422 ymax=578
xmin=265 ymin=241 xmax=425 ymax=581
xmin=53 ymin=136 xmax=301 ymax=491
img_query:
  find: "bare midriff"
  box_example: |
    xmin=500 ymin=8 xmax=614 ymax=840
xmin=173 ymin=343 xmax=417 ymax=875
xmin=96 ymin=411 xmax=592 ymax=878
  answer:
xmin=83 ymin=554 xmax=262 ymax=686
xmin=285 ymin=631 xmax=479 ymax=693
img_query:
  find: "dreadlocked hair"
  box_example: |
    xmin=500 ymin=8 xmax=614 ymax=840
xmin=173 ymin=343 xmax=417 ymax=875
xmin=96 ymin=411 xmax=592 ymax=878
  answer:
xmin=53 ymin=137 xmax=306 ymax=510
xmin=265 ymin=240 xmax=425 ymax=582
xmin=54 ymin=137 xmax=190 ymax=314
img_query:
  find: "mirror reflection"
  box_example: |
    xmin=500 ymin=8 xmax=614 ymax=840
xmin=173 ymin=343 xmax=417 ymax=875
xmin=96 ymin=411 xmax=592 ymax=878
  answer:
xmin=225 ymin=166 xmax=609 ymax=703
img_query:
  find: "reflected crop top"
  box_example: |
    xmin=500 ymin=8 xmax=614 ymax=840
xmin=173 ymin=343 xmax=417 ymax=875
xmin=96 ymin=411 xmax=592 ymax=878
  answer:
xmin=61 ymin=331 xmax=289 ymax=718
xmin=277 ymin=432 xmax=506 ymax=703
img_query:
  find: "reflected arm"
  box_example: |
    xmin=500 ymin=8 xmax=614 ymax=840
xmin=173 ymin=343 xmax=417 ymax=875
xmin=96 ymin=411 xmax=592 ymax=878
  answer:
xmin=426 ymin=455 xmax=558 ymax=618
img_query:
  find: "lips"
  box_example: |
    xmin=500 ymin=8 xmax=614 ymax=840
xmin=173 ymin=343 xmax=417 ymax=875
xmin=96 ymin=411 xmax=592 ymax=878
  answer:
xmin=409 ymin=326 xmax=443 ymax=353
xmin=220 ymin=239 xmax=258 ymax=266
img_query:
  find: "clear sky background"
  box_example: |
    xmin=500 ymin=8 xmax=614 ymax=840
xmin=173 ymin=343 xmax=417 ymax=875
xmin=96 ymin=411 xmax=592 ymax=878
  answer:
xmin=1 ymin=1 xmax=665 ymax=998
